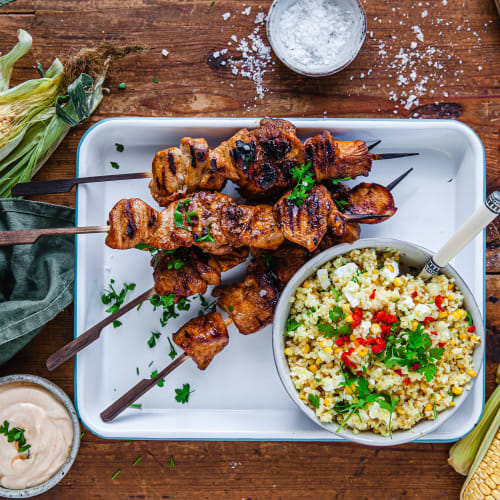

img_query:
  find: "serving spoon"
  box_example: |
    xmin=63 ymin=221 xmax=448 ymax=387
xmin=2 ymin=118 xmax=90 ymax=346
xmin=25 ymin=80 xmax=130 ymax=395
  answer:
xmin=418 ymin=191 xmax=500 ymax=280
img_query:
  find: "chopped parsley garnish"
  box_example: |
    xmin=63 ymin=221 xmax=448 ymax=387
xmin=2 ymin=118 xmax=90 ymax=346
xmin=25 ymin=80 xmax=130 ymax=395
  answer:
xmin=262 ymin=253 xmax=276 ymax=269
xmin=466 ymin=311 xmax=473 ymax=326
xmin=287 ymin=162 xmax=314 ymax=207
xmin=329 ymin=306 xmax=345 ymax=323
xmin=198 ymin=294 xmax=217 ymax=314
xmin=228 ymin=305 xmax=234 ymax=312
xmin=175 ymin=383 xmax=194 ymax=404
xmin=112 ymin=320 xmax=122 ymax=328
xmin=150 ymin=370 xmax=165 ymax=387
xmin=147 ymin=294 xmax=191 ymax=328
xmin=136 ymin=367 xmax=139 ymax=375
xmin=195 ymin=226 xmax=215 ymax=243
xmin=132 ymin=456 xmax=142 ymax=466
xmin=148 ymin=331 xmax=161 ymax=348
xmin=332 ymin=176 xmax=351 ymax=185
xmin=169 ymin=456 xmax=175 ymax=468
xmin=284 ymin=317 xmax=303 ymax=336
xmin=115 ymin=143 xmax=124 ymax=152
xmin=307 ymin=393 xmax=320 ymax=409
xmin=350 ymin=268 xmax=362 ymax=284
xmin=168 ymin=337 xmax=178 ymax=359
xmin=334 ymin=375 xmax=399 ymax=436
xmin=110 ymin=161 xmax=120 ymax=169
xmin=112 ymin=469 xmax=121 ymax=480
xmin=167 ymin=258 xmax=185 ymax=270
xmin=130 ymin=404 xmax=142 ymax=409
xmin=330 ymin=286 xmax=340 ymax=301
xmin=433 ymin=402 xmax=437 ymax=419
xmin=0 ymin=420 xmax=31 ymax=454
xmin=174 ymin=199 xmax=197 ymax=231
xmin=117 ymin=82 xmax=126 ymax=90
xmin=379 ymin=323 xmax=444 ymax=382
xmin=153 ymin=77 xmax=158 ymax=83
xmin=101 ymin=279 xmax=136 ymax=324
xmin=334 ymin=198 xmax=349 ymax=211
xmin=317 ymin=322 xmax=350 ymax=339
xmin=134 ymin=243 xmax=176 ymax=269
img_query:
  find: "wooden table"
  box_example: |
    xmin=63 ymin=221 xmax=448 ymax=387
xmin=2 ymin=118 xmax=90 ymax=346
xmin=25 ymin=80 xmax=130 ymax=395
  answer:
xmin=1 ymin=0 xmax=499 ymax=497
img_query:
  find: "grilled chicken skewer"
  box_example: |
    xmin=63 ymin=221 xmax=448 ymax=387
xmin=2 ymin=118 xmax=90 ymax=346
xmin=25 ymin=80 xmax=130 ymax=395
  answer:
xmin=0 ymin=185 xmax=391 ymax=250
xmin=11 ymin=119 xmax=417 ymax=202
xmin=45 ymin=247 xmax=248 ymax=371
xmin=100 ymin=312 xmax=231 ymax=422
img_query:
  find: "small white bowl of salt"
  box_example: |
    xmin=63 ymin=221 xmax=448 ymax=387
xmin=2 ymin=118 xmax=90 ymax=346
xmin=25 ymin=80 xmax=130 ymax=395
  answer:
xmin=266 ymin=0 xmax=366 ymax=77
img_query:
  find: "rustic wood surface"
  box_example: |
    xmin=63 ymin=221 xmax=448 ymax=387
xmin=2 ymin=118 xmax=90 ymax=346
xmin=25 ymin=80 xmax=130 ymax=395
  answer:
xmin=1 ymin=0 xmax=499 ymax=498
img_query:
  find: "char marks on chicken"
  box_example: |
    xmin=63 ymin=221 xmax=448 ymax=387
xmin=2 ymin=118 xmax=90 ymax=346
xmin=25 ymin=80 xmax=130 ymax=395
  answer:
xmin=172 ymin=312 xmax=229 ymax=370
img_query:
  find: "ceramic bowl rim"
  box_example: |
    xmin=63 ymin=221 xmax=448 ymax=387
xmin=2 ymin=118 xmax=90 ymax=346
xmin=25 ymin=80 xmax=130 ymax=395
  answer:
xmin=0 ymin=374 xmax=80 ymax=498
xmin=272 ymin=238 xmax=485 ymax=447
xmin=266 ymin=0 xmax=367 ymax=77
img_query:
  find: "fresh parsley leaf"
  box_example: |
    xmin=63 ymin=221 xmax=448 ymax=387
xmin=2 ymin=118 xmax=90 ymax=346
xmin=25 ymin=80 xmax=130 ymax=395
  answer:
xmin=332 ymin=176 xmax=351 ymax=185
xmin=195 ymin=229 xmax=215 ymax=243
xmin=175 ymin=383 xmax=194 ymax=404
xmin=334 ymin=198 xmax=349 ymax=211
xmin=167 ymin=258 xmax=185 ymax=270
xmin=168 ymin=337 xmax=177 ymax=359
xmin=317 ymin=323 xmax=336 ymax=337
xmin=110 ymin=161 xmax=120 ymax=169
xmin=198 ymin=294 xmax=216 ymax=314
xmin=174 ymin=199 xmax=194 ymax=231
xmin=153 ymin=77 xmax=158 ymax=83
xmin=148 ymin=331 xmax=161 ymax=348
xmin=287 ymin=163 xmax=315 ymax=207
xmin=117 ymin=82 xmax=126 ymax=90
xmin=466 ymin=311 xmax=473 ymax=326
xmin=115 ymin=143 xmax=124 ymax=152
xmin=169 ymin=456 xmax=175 ymax=468
xmin=285 ymin=317 xmax=303 ymax=336
xmin=307 ymin=393 xmax=320 ymax=409
xmin=130 ymin=404 xmax=142 ymax=409
xmin=102 ymin=280 xmax=136 ymax=320
xmin=150 ymin=370 xmax=165 ymax=387
xmin=432 ymin=402 xmax=437 ymax=419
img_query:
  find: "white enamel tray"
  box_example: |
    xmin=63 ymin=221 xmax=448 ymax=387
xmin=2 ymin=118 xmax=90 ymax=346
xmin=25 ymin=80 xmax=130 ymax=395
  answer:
xmin=75 ymin=118 xmax=485 ymax=442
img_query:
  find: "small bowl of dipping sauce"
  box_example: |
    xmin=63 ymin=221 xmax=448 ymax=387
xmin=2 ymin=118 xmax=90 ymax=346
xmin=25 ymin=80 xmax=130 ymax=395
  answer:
xmin=0 ymin=375 xmax=80 ymax=498
xmin=266 ymin=0 xmax=367 ymax=77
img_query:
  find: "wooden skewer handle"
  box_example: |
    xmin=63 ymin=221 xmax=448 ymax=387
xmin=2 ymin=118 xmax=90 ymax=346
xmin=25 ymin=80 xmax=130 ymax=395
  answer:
xmin=46 ymin=287 xmax=156 ymax=371
xmin=100 ymin=353 xmax=189 ymax=422
xmin=419 ymin=191 xmax=500 ymax=280
xmin=0 ymin=225 xmax=110 ymax=246
xmin=11 ymin=172 xmax=152 ymax=196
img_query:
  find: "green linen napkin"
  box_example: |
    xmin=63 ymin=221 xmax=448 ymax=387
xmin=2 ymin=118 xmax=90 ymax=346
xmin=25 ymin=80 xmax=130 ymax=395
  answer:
xmin=0 ymin=199 xmax=74 ymax=365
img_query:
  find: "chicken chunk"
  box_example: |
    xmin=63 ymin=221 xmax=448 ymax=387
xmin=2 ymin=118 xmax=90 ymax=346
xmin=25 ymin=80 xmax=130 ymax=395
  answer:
xmin=274 ymin=184 xmax=332 ymax=252
xmin=347 ymin=183 xmax=397 ymax=223
xmin=213 ymin=271 xmax=281 ymax=335
xmin=173 ymin=312 xmax=229 ymax=370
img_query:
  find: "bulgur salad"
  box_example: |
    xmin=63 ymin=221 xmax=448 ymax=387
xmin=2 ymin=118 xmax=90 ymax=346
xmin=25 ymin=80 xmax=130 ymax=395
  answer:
xmin=284 ymin=248 xmax=480 ymax=437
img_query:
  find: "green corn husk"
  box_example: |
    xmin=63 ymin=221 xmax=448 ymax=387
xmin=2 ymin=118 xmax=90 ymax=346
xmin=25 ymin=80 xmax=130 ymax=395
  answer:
xmin=448 ymin=366 xmax=500 ymax=476
xmin=0 ymin=29 xmax=144 ymax=198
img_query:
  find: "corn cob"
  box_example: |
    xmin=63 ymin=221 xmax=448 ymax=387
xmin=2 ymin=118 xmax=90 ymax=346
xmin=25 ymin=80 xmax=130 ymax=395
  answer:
xmin=461 ymin=409 xmax=500 ymax=499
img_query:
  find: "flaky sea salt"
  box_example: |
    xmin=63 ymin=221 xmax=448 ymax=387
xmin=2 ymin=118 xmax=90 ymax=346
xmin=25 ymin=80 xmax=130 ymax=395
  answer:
xmin=277 ymin=0 xmax=356 ymax=68
xmin=161 ymin=49 xmax=169 ymax=57
xmin=222 ymin=12 xmax=230 ymax=21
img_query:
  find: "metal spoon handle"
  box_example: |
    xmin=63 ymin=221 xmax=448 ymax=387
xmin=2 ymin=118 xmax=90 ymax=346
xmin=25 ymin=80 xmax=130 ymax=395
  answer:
xmin=419 ymin=191 xmax=500 ymax=280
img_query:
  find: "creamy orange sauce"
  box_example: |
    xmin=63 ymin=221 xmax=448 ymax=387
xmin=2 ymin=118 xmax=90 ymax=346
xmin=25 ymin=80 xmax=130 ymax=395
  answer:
xmin=0 ymin=382 xmax=73 ymax=490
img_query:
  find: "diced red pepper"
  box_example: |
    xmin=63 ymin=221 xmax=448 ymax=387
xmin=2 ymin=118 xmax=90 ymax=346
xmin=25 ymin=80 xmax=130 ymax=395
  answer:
xmin=355 ymin=337 xmax=366 ymax=346
xmin=394 ymin=369 xmax=403 ymax=377
xmin=467 ymin=326 xmax=476 ymax=333
xmin=356 ymin=371 xmax=362 ymax=377
xmin=411 ymin=291 xmax=418 ymax=298
xmin=371 ymin=337 xmax=387 ymax=354
xmin=366 ymin=338 xmax=377 ymax=345
xmin=411 ymin=362 xmax=420 ymax=371
xmin=403 ymin=377 xmax=411 ymax=386
xmin=438 ymin=342 xmax=445 ymax=348
xmin=424 ymin=316 xmax=434 ymax=325
xmin=335 ymin=338 xmax=344 ymax=346
xmin=435 ymin=295 xmax=445 ymax=312
xmin=431 ymin=331 xmax=438 ymax=336
xmin=369 ymin=289 xmax=376 ymax=300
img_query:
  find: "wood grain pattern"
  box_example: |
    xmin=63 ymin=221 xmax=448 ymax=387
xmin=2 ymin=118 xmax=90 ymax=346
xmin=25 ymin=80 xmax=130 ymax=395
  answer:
xmin=0 ymin=0 xmax=499 ymax=498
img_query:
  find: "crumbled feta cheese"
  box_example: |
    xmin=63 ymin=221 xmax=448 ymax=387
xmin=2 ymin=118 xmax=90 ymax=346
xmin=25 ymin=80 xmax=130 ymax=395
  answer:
xmin=381 ymin=261 xmax=399 ymax=282
xmin=317 ymin=268 xmax=331 ymax=290
xmin=414 ymin=303 xmax=432 ymax=321
xmin=402 ymin=296 xmax=415 ymax=310
xmin=222 ymin=12 xmax=230 ymax=20
xmin=334 ymin=263 xmax=358 ymax=281
xmin=343 ymin=281 xmax=360 ymax=308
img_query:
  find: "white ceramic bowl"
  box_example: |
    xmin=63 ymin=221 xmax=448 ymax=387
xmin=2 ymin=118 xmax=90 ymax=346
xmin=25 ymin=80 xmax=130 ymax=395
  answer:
xmin=266 ymin=0 xmax=367 ymax=77
xmin=272 ymin=238 xmax=485 ymax=446
xmin=0 ymin=375 xmax=80 ymax=498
